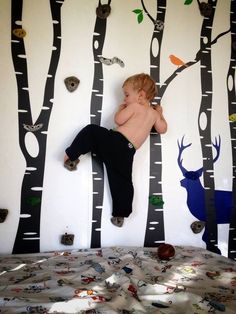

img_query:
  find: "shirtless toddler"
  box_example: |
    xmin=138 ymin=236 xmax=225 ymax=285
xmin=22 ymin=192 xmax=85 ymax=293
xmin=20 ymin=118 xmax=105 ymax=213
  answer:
xmin=64 ymin=73 xmax=167 ymax=227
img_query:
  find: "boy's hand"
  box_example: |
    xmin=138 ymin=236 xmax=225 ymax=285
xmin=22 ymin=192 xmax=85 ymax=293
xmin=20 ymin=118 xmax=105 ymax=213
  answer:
xmin=118 ymin=103 xmax=127 ymax=112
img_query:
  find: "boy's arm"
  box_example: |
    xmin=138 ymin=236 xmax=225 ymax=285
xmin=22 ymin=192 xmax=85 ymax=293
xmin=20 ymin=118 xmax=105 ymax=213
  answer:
xmin=114 ymin=103 xmax=134 ymax=126
xmin=153 ymin=105 xmax=168 ymax=134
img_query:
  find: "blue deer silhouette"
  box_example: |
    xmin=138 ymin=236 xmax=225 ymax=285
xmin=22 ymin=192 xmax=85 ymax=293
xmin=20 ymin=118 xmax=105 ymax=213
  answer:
xmin=177 ymin=136 xmax=232 ymax=246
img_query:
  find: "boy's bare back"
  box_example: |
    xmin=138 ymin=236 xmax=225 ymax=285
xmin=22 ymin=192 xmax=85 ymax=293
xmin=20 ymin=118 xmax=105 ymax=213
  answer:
xmin=115 ymin=102 xmax=167 ymax=149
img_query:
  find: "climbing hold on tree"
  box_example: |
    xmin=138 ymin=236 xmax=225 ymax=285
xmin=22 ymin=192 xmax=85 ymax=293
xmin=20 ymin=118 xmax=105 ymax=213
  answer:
xmin=99 ymin=56 xmax=125 ymax=67
xmin=61 ymin=233 xmax=74 ymax=245
xmin=23 ymin=123 xmax=43 ymax=132
xmin=64 ymin=76 xmax=80 ymax=92
xmin=149 ymin=195 xmax=164 ymax=207
xmin=229 ymin=113 xmax=236 ymax=122
xmin=0 ymin=209 xmax=8 ymax=223
xmin=96 ymin=0 xmax=111 ymax=19
xmin=64 ymin=158 xmax=80 ymax=171
xmin=198 ymin=2 xmax=212 ymax=17
xmin=27 ymin=196 xmax=41 ymax=206
xmin=154 ymin=20 xmax=164 ymax=31
xmin=190 ymin=220 xmax=205 ymax=234
xmin=13 ymin=28 xmax=26 ymax=38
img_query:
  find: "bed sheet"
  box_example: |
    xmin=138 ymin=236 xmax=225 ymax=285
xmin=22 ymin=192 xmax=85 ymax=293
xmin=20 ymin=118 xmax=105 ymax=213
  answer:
xmin=0 ymin=246 xmax=236 ymax=313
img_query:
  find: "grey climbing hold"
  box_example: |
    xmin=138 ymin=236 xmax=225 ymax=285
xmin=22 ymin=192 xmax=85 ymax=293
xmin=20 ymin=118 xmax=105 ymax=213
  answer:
xmin=99 ymin=56 xmax=125 ymax=67
xmin=154 ymin=20 xmax=164 ymax=31
xmin=23 ymin=123 xmax=43 ymax=132
xmin=190 ymin=220 xmax=205 ymax=234
xmin=64 ymin=76 xmax=80 ymax=92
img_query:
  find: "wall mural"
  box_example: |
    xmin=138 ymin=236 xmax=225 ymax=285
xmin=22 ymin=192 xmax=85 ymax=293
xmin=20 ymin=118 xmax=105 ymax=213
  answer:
xmin=11 ymin=0 xmax=64 ymax=253
xmin=1 ymin=0 xmax=235 ymax=258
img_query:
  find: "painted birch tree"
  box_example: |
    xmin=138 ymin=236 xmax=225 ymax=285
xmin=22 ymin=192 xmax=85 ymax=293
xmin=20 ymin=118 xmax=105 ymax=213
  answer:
xmin=135 ymin=0 xmax=231 ymax=253
xmin=227 ymin=0 xmax=236 ymax=260
xmin=134 ymin=0 xmax=167 ymax=246
xmin=11 ymin=0 xmax=64 ymax=253
xmin=90 ymin=0 xmax=111 ymax=248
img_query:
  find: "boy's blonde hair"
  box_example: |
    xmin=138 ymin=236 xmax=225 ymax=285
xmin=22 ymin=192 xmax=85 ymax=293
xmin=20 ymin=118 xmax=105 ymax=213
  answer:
xmin=122 ymin=73 xmax=157 ymax=101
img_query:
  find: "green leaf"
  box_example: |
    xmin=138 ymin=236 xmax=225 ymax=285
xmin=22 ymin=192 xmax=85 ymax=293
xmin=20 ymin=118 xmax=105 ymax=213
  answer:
xmin=137 ymin=12 xmax=144 ymax=24
xmin=184 ymin=0 xmax=193 ymax=4
xmin=132 ymin=9 xmax=143 ymax=14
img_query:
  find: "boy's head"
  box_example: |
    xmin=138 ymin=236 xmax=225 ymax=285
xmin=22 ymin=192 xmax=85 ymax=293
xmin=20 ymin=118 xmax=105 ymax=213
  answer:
xmin=122 ymin=73 xmax=157 ymax=102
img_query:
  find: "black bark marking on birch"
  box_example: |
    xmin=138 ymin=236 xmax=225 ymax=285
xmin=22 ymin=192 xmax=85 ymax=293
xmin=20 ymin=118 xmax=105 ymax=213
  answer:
xmin=227 ymin=0 xmax=236 ymax=260
xmin=90 ymin=1 xmax=109 ymax=248
xmin=143 ymin=0 xmax=166 ymax=247
xmin=11 ymin=0 xmax=64 ymax=254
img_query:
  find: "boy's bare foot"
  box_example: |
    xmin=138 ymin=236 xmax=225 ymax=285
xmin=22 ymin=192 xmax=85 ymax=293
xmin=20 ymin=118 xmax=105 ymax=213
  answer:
xmin=64 ymin=158 xmax=80 ymax=171
xmin=111 ymin=217 xmax=124 ymax=227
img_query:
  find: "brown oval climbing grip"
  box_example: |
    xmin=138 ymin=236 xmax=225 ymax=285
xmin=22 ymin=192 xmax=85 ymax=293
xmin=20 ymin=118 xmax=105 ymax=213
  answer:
xmin=12 ymin=28 xmax=26 ymax=38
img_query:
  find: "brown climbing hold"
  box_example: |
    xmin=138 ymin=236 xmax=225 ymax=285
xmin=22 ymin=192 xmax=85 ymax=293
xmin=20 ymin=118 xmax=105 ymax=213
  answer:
xmin=96 ymin=0 xmax=111 ymax=19
xmin=13 ymin=28 xmax=26 ymax=38
xmin=64 ymin=76 xmax=80 ymax=92
xmin=61 ymin=233 xmax=74 ymax=245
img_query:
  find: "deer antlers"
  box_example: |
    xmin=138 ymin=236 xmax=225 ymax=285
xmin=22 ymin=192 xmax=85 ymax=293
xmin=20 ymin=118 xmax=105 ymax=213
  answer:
xmin=177 ymin=135 xmax=221 ymax=176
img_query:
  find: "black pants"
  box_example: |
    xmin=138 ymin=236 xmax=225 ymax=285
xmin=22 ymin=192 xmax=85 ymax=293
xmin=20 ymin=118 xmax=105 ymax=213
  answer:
xmin=66 ymin=124 xmax=136 ymax=217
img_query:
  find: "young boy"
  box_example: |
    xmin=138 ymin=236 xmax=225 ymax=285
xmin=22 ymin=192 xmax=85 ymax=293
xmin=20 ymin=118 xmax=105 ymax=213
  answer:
xmin=64 ymin=73 xmax=167 ymax=227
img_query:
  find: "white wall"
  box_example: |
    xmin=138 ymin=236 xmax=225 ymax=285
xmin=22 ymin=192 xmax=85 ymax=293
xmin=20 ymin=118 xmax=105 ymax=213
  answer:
xmin=0 ymin=0 xmax=233 ymax=256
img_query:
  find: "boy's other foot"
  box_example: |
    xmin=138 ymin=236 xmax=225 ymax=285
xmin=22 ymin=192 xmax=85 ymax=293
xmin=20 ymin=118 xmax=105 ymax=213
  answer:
xmin=64 ymin=159 xmax=80 ymax=171
xmin=111 ymin=216 xmax=124 ymax=227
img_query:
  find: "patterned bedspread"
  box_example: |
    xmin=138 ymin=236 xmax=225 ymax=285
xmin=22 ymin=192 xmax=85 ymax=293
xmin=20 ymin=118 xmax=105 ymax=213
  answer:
xmin=0 ymin=246 xmax=236 ymax=313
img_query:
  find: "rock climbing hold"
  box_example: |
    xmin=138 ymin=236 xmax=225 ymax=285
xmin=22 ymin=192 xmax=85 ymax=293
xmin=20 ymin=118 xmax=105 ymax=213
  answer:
xmin=13 ymin=28 xmax=26 ymax=38
xmin=23 ymin=123 xmax=43 ymax=132
xmin=99 ymin=56 xmax=125 ymax=67
xmin=190 ymin=220 xmax=205 ymax=234
xmin=198 ymin=2 xmax=212 ymax=17
xmin=149 ymin=195 xmax=164 ymax=207
xmin=229 ymin=113 xmax=236 ymax=122
xmin=61 ymin=233 xmax=74 ymax=245
xmin=64 ymin=158 xmax=80 ymax=171
xmin=154 ymin=20 xmax=164 ymax=31
xmin=96 ymin=0 xmax=111 ymax=19
xmin=27 ymin=196 xmax=41 ymax=206
xmin=0 ymin=209 xmax=8 ymax=223
xmin=64 ymin=76 xmax=80 ymax=92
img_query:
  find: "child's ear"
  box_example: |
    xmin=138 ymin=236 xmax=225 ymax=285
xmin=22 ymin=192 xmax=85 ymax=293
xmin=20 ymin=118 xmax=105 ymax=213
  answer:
xmin=139 ymin=89 xmax=146 ymax=98
xmin=138 ymin=90 xmax=146 ymax=101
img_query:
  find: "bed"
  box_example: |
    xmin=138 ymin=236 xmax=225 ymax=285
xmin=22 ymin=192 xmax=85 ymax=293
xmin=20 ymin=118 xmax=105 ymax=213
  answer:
xmin=0 ymin=246 xmax=236 ymax=314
